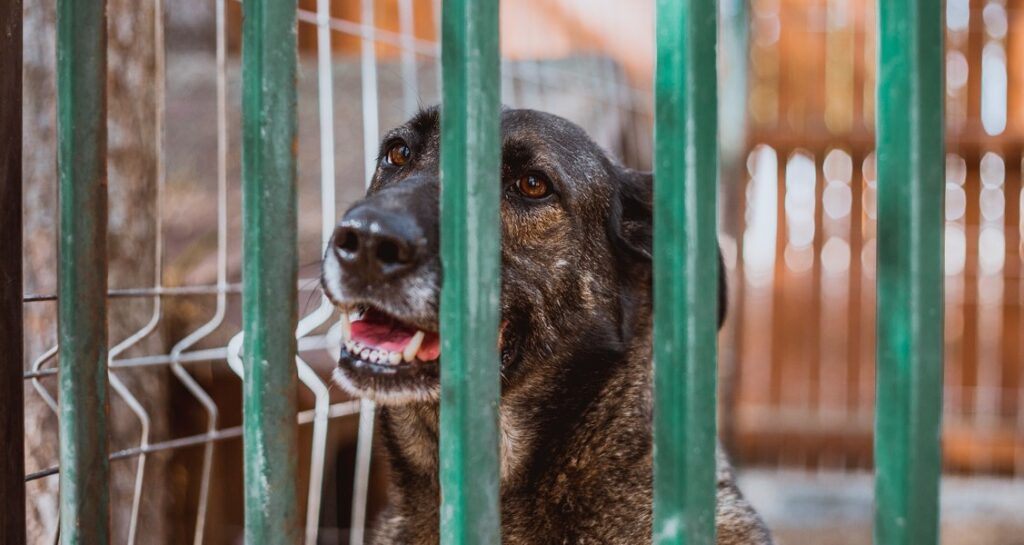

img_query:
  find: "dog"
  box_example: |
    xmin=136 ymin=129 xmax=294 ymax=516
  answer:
xmin=321 ymin=106 xmax=773 ymax=544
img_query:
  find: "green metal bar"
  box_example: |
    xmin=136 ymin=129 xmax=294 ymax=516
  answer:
xmin=57 ymin=0 xmax=110 ymax=542
xmin=0 ymin=0 xmax=26 ymax=541
xmin=652 ymin=0 xmax=719 ymax=543
xmin=874 ymin=1 xmax=944 ymax=544
xmin=241 ymin=0 xmax=301 ymax=541
xmin=438 ymin=0 xmax=502 ymax=542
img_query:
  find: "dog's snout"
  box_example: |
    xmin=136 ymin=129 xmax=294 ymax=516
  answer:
xmin=333 ymin=206 xmax=422 ymax=280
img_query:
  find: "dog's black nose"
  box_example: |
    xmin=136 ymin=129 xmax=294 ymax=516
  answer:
xmin=333 ymin=205 xmax=422 ymax=280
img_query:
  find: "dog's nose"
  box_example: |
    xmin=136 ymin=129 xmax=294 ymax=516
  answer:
xmin=333 ymin=205 xmax=422 ymax=280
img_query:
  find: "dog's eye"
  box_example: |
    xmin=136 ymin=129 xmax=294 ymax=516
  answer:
xmin=515 ymin=174 xmax=551 ymax=199
xmin=385 ymin=143 xmax=411 ymax=167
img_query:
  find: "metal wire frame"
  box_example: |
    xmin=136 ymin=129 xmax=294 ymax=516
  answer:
xmin=288 ymin=0 xmax=341 ymax=541
xmin=24 ymin=2 xmax=1018 ymax=539
xmin=20 ymin=0 xmax=352 ymax=542
xmin=22 ymin=1 xmax=657 ymax=542
xmin=284 ymin=2 xmax=652 ymax=116
xmin=22 ymin=1 xmax=165 ymax=543
xmin=348 ymin=2 xmax=381 ymax=542
xmin=31 ymin=334 xmax=340 ymax=387
xmin=24 ymin=284 xmax=242 ymax=303
xmin=22 ymin=279 xmax=328 ymax=307
xmin=215 ymin=0 xmax=386 ymax=540
xmin=23 ymin=327 xmax=336 ymax=380
xmin=162 ymin=0 xmax=227 ymax=539
xmin=24 ymin=401 xmax=363 ymax=481
xmin=102 ymin=2 xmax=168 ymax=542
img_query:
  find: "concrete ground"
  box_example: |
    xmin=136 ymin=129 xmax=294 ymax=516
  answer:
xmin=739 ymin=470 xmax=1024 ymax=545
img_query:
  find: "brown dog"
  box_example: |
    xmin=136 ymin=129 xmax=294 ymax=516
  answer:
xmin=321 ymin=107 xmax=773 ymax=544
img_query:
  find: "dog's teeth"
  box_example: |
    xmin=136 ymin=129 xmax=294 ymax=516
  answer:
xmin=360 ymin=349 xmax=371 ymax=360
xmin=388 ymin=351 xmax=402 ymax=365
xmin=403 ymin=330 xmax=425 ymax=362
xmin=372 ymin=350 xmax=383 ymax=363
xmin=344 ymin=340 xmax=355 ymax=353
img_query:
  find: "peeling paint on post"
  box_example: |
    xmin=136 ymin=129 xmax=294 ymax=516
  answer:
xmin=875 ymin=1 xmax=944 ymax=544
xmin=56 ymin=0 xmax=111 ymax=541
xmin=241 ymin=0 xmax=301 ymax=542
xmin=652 ymin=0 xmax=720 ymax=544
xmin=438 ymin=0 xmax=503 ymax=543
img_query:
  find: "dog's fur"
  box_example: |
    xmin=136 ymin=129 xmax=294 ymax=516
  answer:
xmin=322 ymin=107 xmax=773 ymax=544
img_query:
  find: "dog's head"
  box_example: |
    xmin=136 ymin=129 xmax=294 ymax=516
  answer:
xmin=322 ymin=107 xmax=724 ymax=404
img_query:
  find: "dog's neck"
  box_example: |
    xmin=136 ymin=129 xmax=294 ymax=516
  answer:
xmin=376 ymin=398 xmax=547 ymax=486
xmin=376 ymin=324 xmax=653 ymax=496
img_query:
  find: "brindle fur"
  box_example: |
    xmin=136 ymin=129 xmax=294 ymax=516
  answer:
xmin=322 ymin=107 xmax=773 ymax=544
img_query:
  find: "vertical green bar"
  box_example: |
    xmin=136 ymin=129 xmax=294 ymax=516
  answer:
xmin=652 ymin=0 xmax=719 ymax=544
xmin=438 ymin=0 xmax=502 ymax=543
xmin=875 ymin=1 xmax=944 ymax=544
xmin=241 ymin=0 xmax=301 ymax=542
xmin=57 ymin=0 xmax=110 ymax=542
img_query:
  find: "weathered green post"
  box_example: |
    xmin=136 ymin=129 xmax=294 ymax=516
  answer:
xmin=57 ymin=0 xmax=111 ymax=541
xmin=241 ymin=0 xmax=301 ymax=541
xmin=874 ymin=1 xmax=944 ymax=544
xmin=438 ymin=0 xmax=503 ymax=543
xmin=652 ymin=0 xmax=720 ymax=543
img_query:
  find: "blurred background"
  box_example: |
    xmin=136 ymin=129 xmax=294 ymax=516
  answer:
xmin=19 ymin=0 xmax=1023 ymax=543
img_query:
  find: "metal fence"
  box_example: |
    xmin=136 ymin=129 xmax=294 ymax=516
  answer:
xmin=731 ymin=0 xmax=1023 ymax=478
xmin=4 ymin=0 xmax=953 ymax=543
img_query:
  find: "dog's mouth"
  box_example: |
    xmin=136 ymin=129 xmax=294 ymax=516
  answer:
xmin=341 ymin=306 xmax=441 ymax=367
xmin=332 ymin=301 xmax=522 ymax=404
xmin=332 ymin=304 xmax=443 ymax=404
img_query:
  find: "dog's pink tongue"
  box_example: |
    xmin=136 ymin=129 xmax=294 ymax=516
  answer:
xmin=350 ymin=319 xmax=414 ymax=353
xmin=349 ymin=317 xmax=442 ymax=362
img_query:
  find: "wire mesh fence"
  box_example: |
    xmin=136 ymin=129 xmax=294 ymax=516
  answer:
xmin=20 ymin=0 xmax=655 ymax=541
xmin=17 ymin=0 xmax=1024 ymax=542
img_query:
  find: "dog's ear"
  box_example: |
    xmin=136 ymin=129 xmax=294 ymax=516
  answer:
xmin=610 ymin=170 xmax=728 ymax=329
xmin=609 ymin=170 xmax=653 ymax=261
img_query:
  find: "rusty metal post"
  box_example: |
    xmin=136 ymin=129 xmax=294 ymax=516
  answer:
xmin=241 ymin=0 xmax=301 ymax=542
xmin=57 ymin=0 xmax=111 ymax=541
xmin=0 ymin=0 xmax=26 ymax=541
